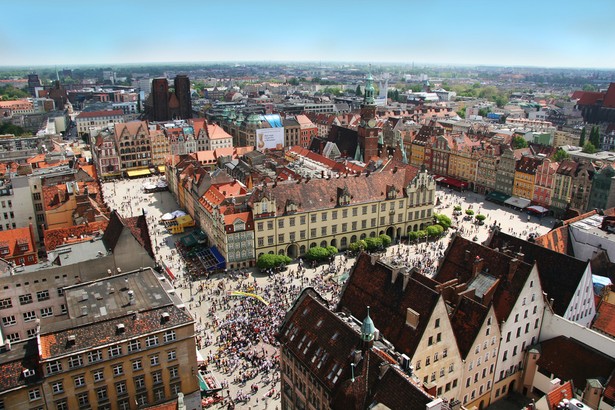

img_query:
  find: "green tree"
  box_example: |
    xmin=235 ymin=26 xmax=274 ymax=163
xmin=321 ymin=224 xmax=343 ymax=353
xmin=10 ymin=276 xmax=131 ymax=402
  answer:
xmin=511 ymin=136 xmax=528 ymax=149
xmin=552 ymin=148 xmax=570 ymax=162
xmin=364 ymin=237 xmax=383 ymax=251
xmin=453 ymin=205 xmax=462 ymax=212
xmin=579 ymin=127 xmax=586 ymax=147
xmin=457 ymin=107 xmax=466 ymax=119
xmin=306 ymin=246 xmax=330 ymax=261
xmin=434 ymin=214 xmax=452 ymax=230
xmin=408 ymin=231 xmax=418 ymax=241
xmin=416 ymin=230 xmax=427 ymax=239
xmin=355 ymin=84 xmax=362 ymax=97
xmin=288 ymin=77 xmax=300 ymax=86
xmin=465 ymin=209 xmax=475 ymax=216
xmin=582 ymin=142 xmax=597 ymax=154
xmin=349 ymin=240 xmax=367 ymax=252
xmin=426 ymin=224 xmax=444 ymax=237
xmin=379 ymin=234 xmax=392 ymax=247
xmin=475 ymin=214 xmax=486 ymax=224
xmin=0 ymin=85 xmax=29 ymax=100
xmin=257 ymin=254 xmax=277 ymax=270
xmin=590 ymin=126 xmax=601 ymax=147
xmin=582 ymin=84 xmax=597 ymax=91
xmin=478 ymin=108 xmax=491 ymax=117
xmin=325 ymin=246 xmax=338 ymax=257
xmin=0 ymin=123 xmax=27 ymax=136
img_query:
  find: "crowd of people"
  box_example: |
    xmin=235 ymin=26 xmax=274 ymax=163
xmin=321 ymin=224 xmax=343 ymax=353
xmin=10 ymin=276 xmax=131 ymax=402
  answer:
xmin=101 ymin=178 xmax=551 ymax=409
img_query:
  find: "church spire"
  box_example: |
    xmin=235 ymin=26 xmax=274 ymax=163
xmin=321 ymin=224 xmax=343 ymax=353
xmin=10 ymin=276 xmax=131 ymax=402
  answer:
xmin=363 ymin=71 xmax=375 ymax=106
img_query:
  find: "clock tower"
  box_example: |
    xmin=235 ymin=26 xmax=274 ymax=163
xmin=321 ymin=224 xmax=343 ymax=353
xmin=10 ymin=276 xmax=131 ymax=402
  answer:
xmin=358 ymin=72 xmax=379 ymax=161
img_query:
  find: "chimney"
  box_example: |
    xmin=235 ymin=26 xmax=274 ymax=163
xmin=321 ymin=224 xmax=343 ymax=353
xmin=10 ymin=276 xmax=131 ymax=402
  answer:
xmin=67 ymin=335 xmax=76 ymax=346
xmin=508 ymin=258 xmax=520 ymax=282
xmin=405 ymin=308 xmax=420 ymax=329
xmin=402 ymin=271 xmax=411 ymax=291
xmin=127 ymin=290 xmax=135 ymax=305
xmin=472 ymin=256 xmax=484 ymax=277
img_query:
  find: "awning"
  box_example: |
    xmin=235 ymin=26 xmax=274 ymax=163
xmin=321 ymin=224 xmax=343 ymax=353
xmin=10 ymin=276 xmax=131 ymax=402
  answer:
xmin=126 ymin=168 xmax=151 ymax=177
xmin=504 ymin=196 xmax=531 ymax=209
xmin=158 ymin=165 xmax=166 ymax=173
xmin=527 ymin=205 xmax=549 ymax=214
xmin=434 ymin=174 xmax=468 ymax=188
xmin=486 ymin=191 xmax=511 ymax=204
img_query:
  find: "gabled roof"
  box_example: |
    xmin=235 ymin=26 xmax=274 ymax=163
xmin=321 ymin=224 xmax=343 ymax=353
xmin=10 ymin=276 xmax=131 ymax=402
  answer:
xmin=435 ymin=235 xmax=533 ymax=323
xmin=114 ymin=120 xmax=148 ymax=140
xmin=102 ymin=211 xmax=154 ymax=259
xmin=538 ymin=336 xmax=615 ymax=392
xmin=450 ymin=297 xmax=490 ymax=359
xmin=337 ymin=253 xmax=440 ymax=357
xmin=0 ymin=226 xmax=36 ymax=258
xmin=486 ymin=229 xmax=588 ymax=316
xmin=604 ymin=83 xmax=615 ymax=108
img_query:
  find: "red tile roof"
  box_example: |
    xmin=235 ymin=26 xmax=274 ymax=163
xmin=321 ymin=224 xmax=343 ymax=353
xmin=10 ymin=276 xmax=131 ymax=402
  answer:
xmin=0 ymin=226 xmax=37 ymax=262
xmin=576 ymin=91 xmax=605 ymax=106
xmin=604 ymin=83 xmax=615 ymax=109
xmin=592 ymin=300 xmax=615 ymax=338
xmin=546 ymin=380 xmax=574 ymax=410
xmin=337 ymin=253 xmax=441 ymax=357
xmin=43 ymin=221 xmax=108 ymax=251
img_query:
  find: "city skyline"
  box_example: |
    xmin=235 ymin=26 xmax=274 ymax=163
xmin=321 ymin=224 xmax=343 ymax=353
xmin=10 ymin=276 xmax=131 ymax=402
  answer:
xmin=1 ymin=0 xmax=615 ymax=69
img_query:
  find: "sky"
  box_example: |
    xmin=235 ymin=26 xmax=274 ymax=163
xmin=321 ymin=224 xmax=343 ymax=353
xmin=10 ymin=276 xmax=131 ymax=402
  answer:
xmin=2 ymin=0 xmax=615 ymax=69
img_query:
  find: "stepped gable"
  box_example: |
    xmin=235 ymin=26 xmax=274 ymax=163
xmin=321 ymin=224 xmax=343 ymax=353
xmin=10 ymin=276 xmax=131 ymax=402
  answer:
xmin=449 ymin=297 xmax=489 ymax=359
xmin=337 ymin=253 xmax=440 ymax=357
xmin=538 ymin=336 xmax=615 ymax=392
xmin=435 ymin=235 xmax=533 ymax=323
xmin=487 ymin=229 xmax=588 ymax=316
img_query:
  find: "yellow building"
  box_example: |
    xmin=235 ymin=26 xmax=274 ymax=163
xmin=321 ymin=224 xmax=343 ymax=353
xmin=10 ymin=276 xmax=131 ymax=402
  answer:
xmin=150 ymin=128 xmax=170 ymax=167
xmin=512 ymin=156 xmax=541 ymax=200
xmin=252 ymin=166 xmax=436 ymax=259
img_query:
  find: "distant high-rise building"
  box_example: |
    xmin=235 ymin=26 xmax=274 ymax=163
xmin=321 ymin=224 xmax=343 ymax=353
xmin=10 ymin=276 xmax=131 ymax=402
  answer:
xmin=151 ymin=78 xmax=170 ymax=121
xmin=174 ymin=74 xmax=192 ymax=119
xmin=27 ymin=74 xmax=41 ymax=97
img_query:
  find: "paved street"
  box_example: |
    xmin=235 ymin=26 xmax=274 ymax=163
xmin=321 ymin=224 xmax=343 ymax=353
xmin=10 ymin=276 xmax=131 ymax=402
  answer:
xmin=101 ymin=178 xmax=553 ymax=409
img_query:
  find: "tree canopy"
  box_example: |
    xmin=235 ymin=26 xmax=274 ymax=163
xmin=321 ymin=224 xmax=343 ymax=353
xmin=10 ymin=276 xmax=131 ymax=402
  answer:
xmin=511 ymin=136 xmax=528 ymax=149
xmin=552 ymin=148 xmax=570 ymax=162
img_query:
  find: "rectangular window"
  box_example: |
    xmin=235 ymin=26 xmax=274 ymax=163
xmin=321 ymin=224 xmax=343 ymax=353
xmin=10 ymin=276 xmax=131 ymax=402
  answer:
xmin=134 ymin=375 xmax=146 ymax=389
xmin=152 ymin=370 xmax=163 ymax=384
xmin=146 ymin=335 xmax=158 ymax=347
xmin=169 ymin=366 xmax=179 ymax=379
xmin=128 ymin=339 xmax=140 ymax=352
xmin=74 ymin=375 xmax=86 ymax=388
xmin=39 ymin=307 xmax=53 ymax=317
xmin=92 ymin=369 xmax=104 ymax=382
xmin=163 ymin=330 xmax=176 ymax=343
xmin=19 ymin=294 xmax=33 ymax=305
xmin=51 ymin=381 xmax=64 ymax=394
xmin=68 ymin=355 xmax=83 ymax=368
xmin=0 ymin=298 xmax=12 ymax=309
xmin=88 ymin=350 xmax=103 ymax=363
xmin=96 ymin=386 xmax=108 ymax=401
xmin=150 ymin=354 xmax=159 ymax=366
xmin=132 ymin=359 xmax=143 ymax=371
xmin=23 ymin=311 xmax=37 ymax=322
xmin=46 ymin=360 xmax=62 ymax=374
xmin=29 ymin=388 xmax=41 ymax=401
xmin=311 ymin=214 xmax=317 ymax=223
xmin=36 ymin=290 xmax=49 ymax=301
xmin=112 ymin=363 xmax=124 ymax=376
xmin=167 ymin=350 xmax=177 ymax=361
xmin=115 ymin=381 xmax=127 ymax=395
xmin=1 ymin=315 xmax=16 ymax=326
xmin=154 ymin=387 xmax=165 ymax=401
xmin=321 ymin=212 xmax=327 ymax=221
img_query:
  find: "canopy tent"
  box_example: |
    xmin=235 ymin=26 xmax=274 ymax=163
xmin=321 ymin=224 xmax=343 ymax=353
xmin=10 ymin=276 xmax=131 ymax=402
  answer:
xmin=126 ymin=168 xmax=151 ymax=177
xmin=504 ymin=196 xmax=531 ymax=210
xmin=527 ymin=205 xmax=549 ymax=214
xmin=485 ymin=191 xmax=511 ymax=204
xmin=171 ymin=210 xmax=187 ymax=218
xmin=161 ymin=213 xmax=174 ymax=221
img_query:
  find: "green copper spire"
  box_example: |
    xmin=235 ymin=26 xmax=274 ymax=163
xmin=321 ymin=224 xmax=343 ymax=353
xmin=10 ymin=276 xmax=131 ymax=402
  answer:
xmin=364 ymin=72 xmax=375 ymax=105
xmin=361 ymin=306 xmax=375 ymax=342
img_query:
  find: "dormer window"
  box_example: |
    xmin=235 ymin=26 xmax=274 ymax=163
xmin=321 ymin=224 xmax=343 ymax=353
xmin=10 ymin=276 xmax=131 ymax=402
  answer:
xmin=285 ymin=199 xmax=298 ymax=215
xmin=337 ymin=186 xmax=351 ymax=207
xmin=386 ymin=185 xmax=397 ymax=200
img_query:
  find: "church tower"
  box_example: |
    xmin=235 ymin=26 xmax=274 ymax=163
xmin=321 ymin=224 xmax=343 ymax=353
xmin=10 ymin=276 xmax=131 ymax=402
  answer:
xmin=358 ymin=72 xmax=380 ymax=161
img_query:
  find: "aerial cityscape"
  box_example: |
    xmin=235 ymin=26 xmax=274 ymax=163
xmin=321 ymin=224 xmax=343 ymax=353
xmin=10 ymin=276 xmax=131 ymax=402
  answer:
xmin=1 ymin=1 xmax=615 ymax=410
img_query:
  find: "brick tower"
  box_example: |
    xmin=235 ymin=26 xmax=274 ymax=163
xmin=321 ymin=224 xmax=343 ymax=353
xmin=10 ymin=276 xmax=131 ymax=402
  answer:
xmin=357 ymin=72 xmax=379 ymax=161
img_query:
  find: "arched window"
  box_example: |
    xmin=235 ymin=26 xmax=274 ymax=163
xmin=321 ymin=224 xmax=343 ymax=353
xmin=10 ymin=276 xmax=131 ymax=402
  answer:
xmin=340 ymin=237 xmax=348 ymax=248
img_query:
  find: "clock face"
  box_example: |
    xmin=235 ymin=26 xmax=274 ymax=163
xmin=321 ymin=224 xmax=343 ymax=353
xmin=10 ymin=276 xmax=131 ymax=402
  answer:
xmin=368 ymin=119 xmax=377 ymax=128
